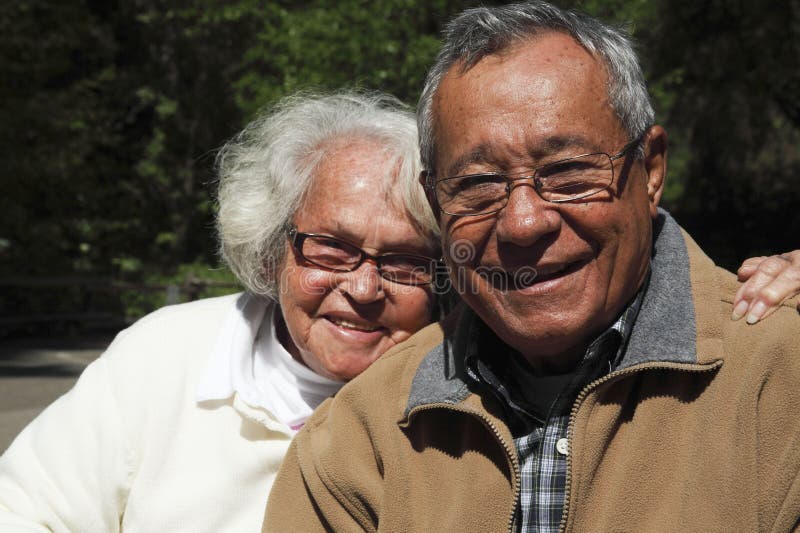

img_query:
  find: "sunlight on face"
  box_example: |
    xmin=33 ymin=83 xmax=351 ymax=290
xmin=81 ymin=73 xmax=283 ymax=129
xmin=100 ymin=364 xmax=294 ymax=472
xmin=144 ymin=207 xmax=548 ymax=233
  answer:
xmin=277 ymin=138 xmax=435 ymax=381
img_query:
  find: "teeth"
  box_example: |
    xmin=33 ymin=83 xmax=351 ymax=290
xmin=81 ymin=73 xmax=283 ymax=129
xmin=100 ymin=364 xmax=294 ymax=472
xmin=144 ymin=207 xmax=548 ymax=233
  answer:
xmin=329 ymin=317 xmax=380 ymax=332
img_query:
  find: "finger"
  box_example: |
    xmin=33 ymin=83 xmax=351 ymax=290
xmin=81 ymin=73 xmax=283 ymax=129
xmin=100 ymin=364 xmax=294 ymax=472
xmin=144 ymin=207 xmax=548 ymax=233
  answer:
xmin=731 ymin=286 xmax=750 ymax=321
xmin=737 ymin=256 xmax=768 ymax=281
xmin=779 ymin=250 xmax=800 ymax=267
xmin=778 ymin=251 xmax=800 ymax=315
xmin=732 ymin=269 xmax=772 ymax=320
xmin=747 ymin=302 xmax=786 ymax=325
xmin=733 ymin=255 xmax=791 ymax=321
xmin=744 ymin=262 xmax=800 ymax=324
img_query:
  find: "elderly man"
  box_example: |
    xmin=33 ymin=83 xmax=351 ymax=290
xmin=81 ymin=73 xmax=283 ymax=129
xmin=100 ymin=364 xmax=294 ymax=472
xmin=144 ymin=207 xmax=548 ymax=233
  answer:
xmin=265 ymin=2 xmax=800 ymax=531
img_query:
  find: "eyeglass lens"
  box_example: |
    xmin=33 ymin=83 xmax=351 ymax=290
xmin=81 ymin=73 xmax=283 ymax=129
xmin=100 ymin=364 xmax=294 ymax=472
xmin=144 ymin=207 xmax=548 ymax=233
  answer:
xmin=436 ymin=152 xmax=614 ymax=215
xmin=297 ymin=233 xmax=434 ymax=285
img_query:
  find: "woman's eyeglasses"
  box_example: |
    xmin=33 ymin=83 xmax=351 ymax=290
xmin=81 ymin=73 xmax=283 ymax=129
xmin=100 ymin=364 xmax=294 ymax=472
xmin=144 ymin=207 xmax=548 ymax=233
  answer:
xmin=287 ymin=227 xmax=437 ymax=286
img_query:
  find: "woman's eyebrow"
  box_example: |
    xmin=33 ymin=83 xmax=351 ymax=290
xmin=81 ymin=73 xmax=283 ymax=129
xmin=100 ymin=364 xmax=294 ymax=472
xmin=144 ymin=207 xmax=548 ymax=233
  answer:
xmin=320 ymin=224 xmax=431 ymax=256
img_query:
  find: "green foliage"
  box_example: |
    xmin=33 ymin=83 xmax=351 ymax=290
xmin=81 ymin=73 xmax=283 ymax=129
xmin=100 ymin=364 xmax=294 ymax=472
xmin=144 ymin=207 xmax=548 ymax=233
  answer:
xmin=641 ymin=0 xmax=800 ymax=266
xmin=2 ymin=0 xmax=799 ymax=333
xmin=232 ymin=0 xmax=476 ymax=117
xmin=118 ymin=261 xmax=240 ymax=320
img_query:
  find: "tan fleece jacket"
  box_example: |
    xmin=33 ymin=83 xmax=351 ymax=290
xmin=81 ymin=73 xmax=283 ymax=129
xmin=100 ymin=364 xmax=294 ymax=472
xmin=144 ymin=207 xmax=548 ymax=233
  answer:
xmin=265 ymin=214 xmax=800 ymax=532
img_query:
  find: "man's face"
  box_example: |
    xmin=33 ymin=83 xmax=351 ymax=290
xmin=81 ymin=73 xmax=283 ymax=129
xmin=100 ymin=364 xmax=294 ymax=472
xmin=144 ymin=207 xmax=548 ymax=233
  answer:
xmin=432 ymin=32 xmax=664 ymax=371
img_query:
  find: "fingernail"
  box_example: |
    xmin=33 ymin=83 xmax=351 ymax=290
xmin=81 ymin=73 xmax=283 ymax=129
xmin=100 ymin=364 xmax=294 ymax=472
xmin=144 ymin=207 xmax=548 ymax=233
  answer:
xmin=731 ymin=300 xmax=748 ymax=321
xmin=746 ymin=302 xmax=767 ymax=324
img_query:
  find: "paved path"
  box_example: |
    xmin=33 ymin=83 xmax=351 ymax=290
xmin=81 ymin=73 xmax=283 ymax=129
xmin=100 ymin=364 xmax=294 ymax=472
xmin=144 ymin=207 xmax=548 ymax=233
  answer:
xmin=0 ymin=337 xmax=111 ymax=452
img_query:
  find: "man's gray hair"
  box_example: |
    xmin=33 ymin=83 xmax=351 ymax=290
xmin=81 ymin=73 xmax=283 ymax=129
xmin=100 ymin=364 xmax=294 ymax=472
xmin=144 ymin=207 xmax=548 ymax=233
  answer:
xmin=418 ymin=1 xmax=655 ymax=173
xmin=216 ymin=90 xmax=439 ymax=299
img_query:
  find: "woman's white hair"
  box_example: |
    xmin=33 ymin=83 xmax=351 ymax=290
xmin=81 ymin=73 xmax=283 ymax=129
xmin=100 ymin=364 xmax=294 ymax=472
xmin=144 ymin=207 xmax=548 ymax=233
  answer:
xmin=216 ymin=90 xmax=439 ymax=299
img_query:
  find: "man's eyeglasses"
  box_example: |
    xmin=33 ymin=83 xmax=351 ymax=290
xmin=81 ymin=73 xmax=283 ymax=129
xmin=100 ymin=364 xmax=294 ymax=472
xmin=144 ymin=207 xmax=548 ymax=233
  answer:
xmin=427 ymin=139 xmax=641 ymax=217
xmin=287 ymin=227 xmax=437 ymax=286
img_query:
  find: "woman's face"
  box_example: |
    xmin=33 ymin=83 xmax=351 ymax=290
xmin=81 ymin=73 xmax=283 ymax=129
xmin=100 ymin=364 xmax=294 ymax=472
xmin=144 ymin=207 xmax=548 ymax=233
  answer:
xmin=276 ymin=138 xmax=436 ymax=381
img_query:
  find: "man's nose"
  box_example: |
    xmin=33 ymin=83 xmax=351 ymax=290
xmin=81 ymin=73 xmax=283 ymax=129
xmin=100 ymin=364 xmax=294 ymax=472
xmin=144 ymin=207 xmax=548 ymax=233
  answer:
xmin=338 ymin=260 xmax=385 ymax=304
xmin=495 ymin=182 xmax=561 ymax=247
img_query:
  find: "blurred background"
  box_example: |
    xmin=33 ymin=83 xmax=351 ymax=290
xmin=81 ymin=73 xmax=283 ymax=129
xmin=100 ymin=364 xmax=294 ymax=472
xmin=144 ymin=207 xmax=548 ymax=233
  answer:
xmin=2 ymin=0 xmax=799 ymax=339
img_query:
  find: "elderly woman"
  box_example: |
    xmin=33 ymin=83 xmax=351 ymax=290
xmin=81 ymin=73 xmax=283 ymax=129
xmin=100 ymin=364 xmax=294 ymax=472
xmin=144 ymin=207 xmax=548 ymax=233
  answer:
xmin=0 ymin=91 xmax=438 ymax=532
xmin=0 ymin=90 xmax=796 ymax=532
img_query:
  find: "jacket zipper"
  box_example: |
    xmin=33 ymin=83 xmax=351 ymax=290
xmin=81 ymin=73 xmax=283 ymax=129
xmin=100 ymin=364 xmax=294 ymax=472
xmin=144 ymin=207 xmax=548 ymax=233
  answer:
xmin=557 ymin=360 xmax=723 ymax=533
xmin=406 ymin=403 xmax=521 ymax=531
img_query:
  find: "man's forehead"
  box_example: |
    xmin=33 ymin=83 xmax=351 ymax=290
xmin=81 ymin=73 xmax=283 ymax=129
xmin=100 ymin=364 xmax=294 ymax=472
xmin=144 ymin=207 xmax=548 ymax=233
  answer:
xmin=432 ymin=33 xmax=618 ymax=173
xmin=433 ymin=32 xmax=609 ymax=128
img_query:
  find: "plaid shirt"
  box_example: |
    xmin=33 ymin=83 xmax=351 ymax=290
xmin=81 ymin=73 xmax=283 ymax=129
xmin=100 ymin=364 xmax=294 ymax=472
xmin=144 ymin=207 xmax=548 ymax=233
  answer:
xmin=464 ymin=279 xmax=646 ymax=532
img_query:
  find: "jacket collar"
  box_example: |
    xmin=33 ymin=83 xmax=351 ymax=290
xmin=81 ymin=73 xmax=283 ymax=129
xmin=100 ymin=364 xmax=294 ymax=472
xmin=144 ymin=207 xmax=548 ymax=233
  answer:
xmin=615 ymin=209 xmax=698 ymax=369
xmin=405 ymin=209 xmax=722 ymax=415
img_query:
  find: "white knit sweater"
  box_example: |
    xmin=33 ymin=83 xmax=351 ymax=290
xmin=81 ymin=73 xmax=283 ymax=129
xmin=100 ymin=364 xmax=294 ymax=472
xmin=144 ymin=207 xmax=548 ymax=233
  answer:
xmin=0 ymin=293 xmax=342 ymax=532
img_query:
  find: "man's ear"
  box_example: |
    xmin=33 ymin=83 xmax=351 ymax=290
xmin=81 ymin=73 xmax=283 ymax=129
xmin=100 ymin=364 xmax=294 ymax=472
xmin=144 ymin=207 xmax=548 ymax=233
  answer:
xmin=642 ymin=125 xmax=668 ymax=218
xmin=419 ymin=170 xmax=441 ymax=216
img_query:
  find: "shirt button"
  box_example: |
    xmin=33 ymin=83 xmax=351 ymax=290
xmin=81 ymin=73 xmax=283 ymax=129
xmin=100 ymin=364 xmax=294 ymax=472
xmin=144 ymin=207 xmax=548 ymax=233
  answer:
xmin=556 ymin=438 xmax=569 ymax=456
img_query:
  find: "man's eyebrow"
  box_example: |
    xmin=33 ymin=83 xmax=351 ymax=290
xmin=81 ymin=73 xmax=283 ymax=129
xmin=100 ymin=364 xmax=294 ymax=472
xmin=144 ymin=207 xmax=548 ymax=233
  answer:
xmin=443 ymin=145 xmax=492 ymax=178
xmin=443 ymin=135 xmax=600 ymax=177
xmin=531 ymin=135 xmax=597 ymax=157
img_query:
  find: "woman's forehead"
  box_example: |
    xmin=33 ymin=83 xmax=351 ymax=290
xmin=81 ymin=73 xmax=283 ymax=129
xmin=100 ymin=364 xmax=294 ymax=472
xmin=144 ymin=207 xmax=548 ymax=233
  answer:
xmin=293 ymin=138 xmax=435 ymax=252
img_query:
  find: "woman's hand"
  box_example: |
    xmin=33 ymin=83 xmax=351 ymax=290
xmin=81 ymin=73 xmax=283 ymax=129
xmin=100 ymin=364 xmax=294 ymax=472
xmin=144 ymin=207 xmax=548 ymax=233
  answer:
xmin=733 ymin=250 xmax=800 ymax=324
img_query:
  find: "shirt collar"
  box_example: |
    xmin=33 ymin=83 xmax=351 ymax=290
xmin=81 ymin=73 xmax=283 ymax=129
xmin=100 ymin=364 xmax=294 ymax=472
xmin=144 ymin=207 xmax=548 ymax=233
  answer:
xmin=460 ymin=271 xmax=649 ymax=423
xmin=195 ymin=294 xmax=343 ymax=429
xmin=195 ymin=292 xmax=266 ymax=402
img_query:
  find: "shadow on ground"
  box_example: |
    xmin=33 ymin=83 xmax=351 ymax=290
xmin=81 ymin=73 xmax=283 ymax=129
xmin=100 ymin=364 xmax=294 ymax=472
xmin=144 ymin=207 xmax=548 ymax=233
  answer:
xmin=0 ymin=334 xmax=115 ymax=376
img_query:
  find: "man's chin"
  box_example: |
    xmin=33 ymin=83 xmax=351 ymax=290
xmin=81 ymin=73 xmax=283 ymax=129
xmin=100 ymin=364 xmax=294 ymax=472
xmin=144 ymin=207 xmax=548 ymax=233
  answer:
xmin=469 ymin=291 xmax=589 ymax=351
